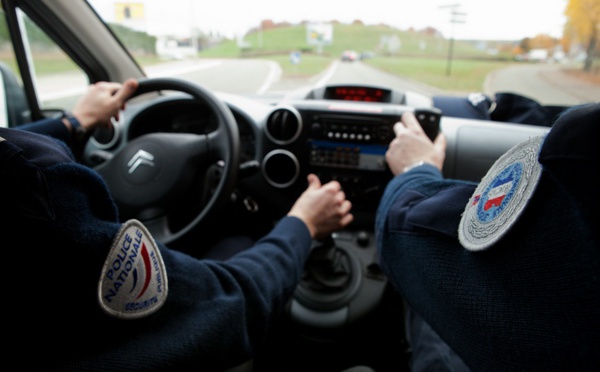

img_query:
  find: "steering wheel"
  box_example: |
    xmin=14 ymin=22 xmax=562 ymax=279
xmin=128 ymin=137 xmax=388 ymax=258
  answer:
xmin=93 ymin=77 xmax=240 ymax=245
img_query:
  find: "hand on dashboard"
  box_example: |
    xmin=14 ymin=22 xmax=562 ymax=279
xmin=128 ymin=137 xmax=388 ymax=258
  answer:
xmin=385 ymin=112 xmax=446 ymax=176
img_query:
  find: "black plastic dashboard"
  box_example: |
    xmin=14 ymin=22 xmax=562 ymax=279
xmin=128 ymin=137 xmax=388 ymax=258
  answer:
xmin=89 ymin=83 xmax=550 ymax=226
xmin=83 ymin=81 xmax=552 ymax=333
xmin=259 ymin=100 xmax=441 ymax=214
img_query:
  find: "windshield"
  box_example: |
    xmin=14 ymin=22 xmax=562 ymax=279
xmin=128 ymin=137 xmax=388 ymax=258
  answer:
xmin=87 ymin=0 xmax=599 ymax=107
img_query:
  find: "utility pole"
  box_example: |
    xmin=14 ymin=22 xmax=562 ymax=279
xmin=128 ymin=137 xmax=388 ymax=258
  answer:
xmin=439 ymin=4 xmax=466 ymax=76
xmin=190 ymin=0 xmax=198 ymax=58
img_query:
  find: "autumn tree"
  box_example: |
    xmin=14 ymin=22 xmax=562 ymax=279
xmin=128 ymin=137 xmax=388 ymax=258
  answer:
xmin=565 ymin=0 xmax=600 ymax=71
xmin=531 ymin=34 xmax=559 ymax=49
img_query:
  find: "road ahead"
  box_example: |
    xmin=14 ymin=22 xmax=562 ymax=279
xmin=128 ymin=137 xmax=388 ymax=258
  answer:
xmin=40 ymin=58 xmax=598 ymax=108
xmin=144 ymin=59 xmax=600 ymax=106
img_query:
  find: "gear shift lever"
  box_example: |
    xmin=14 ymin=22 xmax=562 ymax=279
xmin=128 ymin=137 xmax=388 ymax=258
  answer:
xmin=303 ymin=235 xmax=353 ymax=290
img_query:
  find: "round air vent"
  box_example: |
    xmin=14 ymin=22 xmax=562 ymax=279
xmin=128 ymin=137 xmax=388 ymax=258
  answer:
xmin=265 ymin=107 xmax=302 ymax=145
xmin=262 ymin=149 xmax=299 ymax=188
xmin=91 ymin=118 xmax=120 ymax=149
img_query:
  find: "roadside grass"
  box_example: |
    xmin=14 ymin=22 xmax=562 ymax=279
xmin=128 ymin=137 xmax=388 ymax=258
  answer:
xmin=244 ymin=53 xmax=515 ymax=93
xmin=2 ymin=21 xmax=599 ymax=94
xmin=365 ymin=56 xmax=515 ymax=93
xmin=0 ymin=51 xmax=586 ymax=95
xmin=190 ymin=23 xmax=528 ymax=93
xmin=0 ymin=52 xmax=81 ymax=77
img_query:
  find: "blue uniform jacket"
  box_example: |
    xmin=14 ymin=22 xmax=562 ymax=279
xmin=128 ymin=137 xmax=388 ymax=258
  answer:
xmin=1 ymin=125 xmax=312 ymax=371
xmin=375 ymin=103 xmax=600 ymax=371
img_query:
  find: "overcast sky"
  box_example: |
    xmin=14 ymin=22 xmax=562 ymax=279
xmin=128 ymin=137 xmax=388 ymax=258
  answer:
xmin=88 ymin=0 xmax=568 ymax=41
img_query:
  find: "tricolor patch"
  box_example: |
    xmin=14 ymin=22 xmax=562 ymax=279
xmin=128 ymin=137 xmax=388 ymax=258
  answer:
xmin=98 ymin=219 xmax=168 ymax=319
xmin=458 ymin=136 xmax=544 ymax=251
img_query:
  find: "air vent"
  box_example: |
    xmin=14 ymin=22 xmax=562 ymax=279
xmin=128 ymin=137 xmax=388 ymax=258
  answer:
xmin=91 ymin=118 xmax=120 ymax=149
xmin=265 ymin=107 xmax=302 ymax=145
xmin=262 ymin=150 xmax=299 ymax=188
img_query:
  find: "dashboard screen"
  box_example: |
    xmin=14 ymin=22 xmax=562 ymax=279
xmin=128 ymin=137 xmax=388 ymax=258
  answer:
xmin=324 ymin=86 xmax=391 ymax=103
xmin=309 ymin=140 xmax=388 ymax=171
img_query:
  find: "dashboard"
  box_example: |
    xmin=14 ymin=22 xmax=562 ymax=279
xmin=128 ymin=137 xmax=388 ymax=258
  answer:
xmin=86 ymin=83 xmax=549 ymax=229
xmin=259 ymin=100 xmax=441 ymax=216
xmin=82 ymin=80 xmax=552 ymax=338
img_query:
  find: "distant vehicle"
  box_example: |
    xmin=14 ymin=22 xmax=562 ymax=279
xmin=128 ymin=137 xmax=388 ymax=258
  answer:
xmin=528 ymin=48 xmax=549 ymax=62
xmin=341 ymin=50 xmax=359 ymax=61
xmin=359 ymin=51 xmax=376 ymax=60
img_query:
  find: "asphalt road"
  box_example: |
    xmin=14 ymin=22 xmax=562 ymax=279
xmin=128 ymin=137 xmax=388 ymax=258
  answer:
xmin=315 ymin=61 xmax=599 ymax=106
xmin=39 ymin=59 xmax=599 ymax=108
xmin=483 ymin=63 xmax=600 ymax=106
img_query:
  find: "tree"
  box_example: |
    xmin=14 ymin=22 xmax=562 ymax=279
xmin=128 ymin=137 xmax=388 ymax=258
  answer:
xmin=529 ymin=34 xmax=558 ymax=49
xmin=565 ymin=0 xmax=600 ymax=71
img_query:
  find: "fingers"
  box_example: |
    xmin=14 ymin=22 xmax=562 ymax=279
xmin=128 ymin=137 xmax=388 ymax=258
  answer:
xmin=340 ymin=204 xmax=354 ymax=226
xmin=330 ymin=183 xmax=352 ymax=223
xmin=394 ymin=112 xmax=426 ymax=139
xmin=401 ymin=111 xmax=425 ymax=133
xmin=434 ymin=132 xmax=447 ymax=153
xmin=107 ymin=79 xmax=138 ymax=111
xmin=108 ymin=79 xmax=139 ymax=120
xmin=393 ymin=121 xmax=407 ymax=136
xmin=95 ymin=81 xmax=123 ymax=94
xmin=306 ymin=173 xmax=321 ymax=190
xmin=115 ymin=78 xmax=139 ymax=102
xmin=95 ymin=79 xmax=138 ymax=103
xmin=340 ymin=199 xmax=353 ymax=216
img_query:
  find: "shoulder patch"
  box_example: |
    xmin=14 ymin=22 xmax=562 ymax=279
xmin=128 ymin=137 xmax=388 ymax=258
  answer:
xmin=98 ymin=219 xmax=168 ymax=319
xmin=458 ymin=136 xmax=544 ymax=251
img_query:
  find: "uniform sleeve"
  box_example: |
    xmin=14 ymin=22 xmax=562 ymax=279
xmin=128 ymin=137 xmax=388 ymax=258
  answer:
xmin=39 ymin=167 xmax=313 ymax=371
xmin=16 ymin=117 xmax=74 ymax=143
xmin=3 ymin=127 xmax=315 ymax=371
xmin=375 ymin=164 xmax=474 ymax=250
xmin=126 ymin=215 xmax=313 ymax=370
xmin=375 ymin=164 xmax=443 ymax=236
xmin=374 ymin=123 xmax=600 ymax=371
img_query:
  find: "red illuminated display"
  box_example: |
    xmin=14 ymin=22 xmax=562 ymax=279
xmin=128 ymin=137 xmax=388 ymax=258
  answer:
xmin=329 ymin=87 xmax=386 ymax=102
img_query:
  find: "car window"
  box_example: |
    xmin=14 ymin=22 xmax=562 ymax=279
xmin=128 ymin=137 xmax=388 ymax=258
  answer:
xmin=0 ymin=5 xmax=88 ymax=127
xmin=0 ymin=6 xmax=20 ymax=128
xmin=86 ymin=0 xmax=599 ymax=107
xmin=22 ymin=10 xmax=88 ymax=113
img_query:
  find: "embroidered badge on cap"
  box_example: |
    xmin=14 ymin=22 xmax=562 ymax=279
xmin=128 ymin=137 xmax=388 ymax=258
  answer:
xmin=98 ymin=219 xmax=168 ymax=319
xmin=458 ymin=136 xmax=544 ymax=251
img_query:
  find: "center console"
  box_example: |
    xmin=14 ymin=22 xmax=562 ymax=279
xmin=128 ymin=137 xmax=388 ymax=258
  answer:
xmin=259 ymin=99 xmax=440 ymax=331
xmin=261 ymin=99 xmax=440 ymax=211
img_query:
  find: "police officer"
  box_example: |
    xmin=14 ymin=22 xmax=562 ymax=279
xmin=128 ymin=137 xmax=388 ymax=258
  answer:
xmin=376 ymin=104 xmax=600 ymax=371
xmin=1 ymin=78 xmax=354 ymax=371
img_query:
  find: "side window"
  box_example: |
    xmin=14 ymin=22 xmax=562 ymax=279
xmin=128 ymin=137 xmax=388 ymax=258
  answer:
xmin=0 ymin=6 xmax=89 ymax=128
xmin=0 ymin=7 xmax=21 ymax=127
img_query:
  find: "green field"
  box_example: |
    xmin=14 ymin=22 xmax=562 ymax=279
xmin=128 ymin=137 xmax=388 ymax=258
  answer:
xmin=367 ymin=56 xmax=514 ymax=92
xmin=0 ymin=22 xmax=580 ymax=94
xmin=197 ymin=23 xmax=518 ymax=93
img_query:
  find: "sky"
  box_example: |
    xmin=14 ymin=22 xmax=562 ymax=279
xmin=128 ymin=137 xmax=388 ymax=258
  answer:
xmin=87 ymin=0 xmax=568 ymax=41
